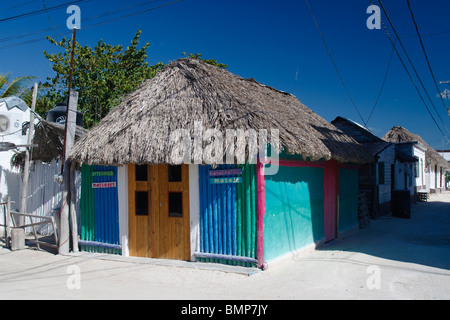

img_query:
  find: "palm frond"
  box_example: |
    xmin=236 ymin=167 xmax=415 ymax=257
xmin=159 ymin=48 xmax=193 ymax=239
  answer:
xmin=0 ymin=74 xmax=36 ymax=100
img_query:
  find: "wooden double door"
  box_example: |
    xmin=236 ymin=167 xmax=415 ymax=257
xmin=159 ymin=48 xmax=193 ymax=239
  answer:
xmin=128 ymin=164 xmax=190 ymax=260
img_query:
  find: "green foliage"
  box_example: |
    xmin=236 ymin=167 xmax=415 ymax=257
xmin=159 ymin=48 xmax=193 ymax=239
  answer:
xmin=181 ymin=52 xmax=228 ymax=69
xmin=38 ymin=30 xmax=227 ymax=129
xmin=39 ymin=30 xmax=163 ymax=128
xmin=0 ymin=74 xmax=36 ymax=105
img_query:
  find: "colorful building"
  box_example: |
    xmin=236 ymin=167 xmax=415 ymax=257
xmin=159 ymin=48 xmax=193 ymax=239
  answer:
xmin=69 ymin=59 xmax=372 ymax=268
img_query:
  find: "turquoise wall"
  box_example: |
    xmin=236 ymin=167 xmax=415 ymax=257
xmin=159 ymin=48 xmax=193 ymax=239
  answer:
xmin=338 ymin=168 xmax=359 ymax=233
xmin=264 ymin=166 xmax=324 ymax=262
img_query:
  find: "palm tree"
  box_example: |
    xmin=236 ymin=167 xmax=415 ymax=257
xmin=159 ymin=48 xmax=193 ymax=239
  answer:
xmin=0 ymin=74 xmax=36 ymax=105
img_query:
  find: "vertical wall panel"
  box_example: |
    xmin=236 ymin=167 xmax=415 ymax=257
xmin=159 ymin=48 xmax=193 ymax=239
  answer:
xmin=80 ymin=165 xmax=120 ymax=254
xmin=198 ymin=164 xmax=257 ymax=266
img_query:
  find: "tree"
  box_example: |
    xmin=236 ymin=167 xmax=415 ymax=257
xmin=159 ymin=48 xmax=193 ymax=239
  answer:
xmin=0 ymin=74 xmax=36 ymax=105
xmin=39 ymin=30 xmax=163 ymax=128
xmin=181 ymin=52 xmax=228 ymax=69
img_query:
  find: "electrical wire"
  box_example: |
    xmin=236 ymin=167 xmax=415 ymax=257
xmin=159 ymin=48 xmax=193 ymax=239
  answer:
xmin=0 ymin=0 xmax=162 ymax=44
xmin=366 ymin=44 xmax=395 ymax=126
xmin=372 ymin=0 xmax=449 ymax=141
xmin=0 ymin=0 xmax=183 ymax=50
xmin=377 ymin=0 xmax=448 ymax=134
xmin=304 ymin=0 xmax=368 ymax=128
xmin=41 ymin=0 xmax=57 ymax=30
xmin=0 ymin=0 xmax=41 ymax=12
xmin=0 ymin=0 xmax=87 ymax=23
xmin=406 ymin=0 xmax=448 ymax=111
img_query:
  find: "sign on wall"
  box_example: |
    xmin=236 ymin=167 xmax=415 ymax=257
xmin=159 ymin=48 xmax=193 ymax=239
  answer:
xmin=92 ymin=182 xmax=117 ymax=189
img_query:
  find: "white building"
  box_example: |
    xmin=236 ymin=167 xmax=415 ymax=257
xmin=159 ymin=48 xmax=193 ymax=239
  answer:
xmin=437 ymin=150 xmax=449 ymax=190
xmin=393 ymin=141 xmax=426 ymax=197
xmin=0 ymin=97 xmax=66 ymax=236
xmin=0 ymin=97 xmax=31 ymax=207
xmin=384 ymin=126 xmax=448 ymax=195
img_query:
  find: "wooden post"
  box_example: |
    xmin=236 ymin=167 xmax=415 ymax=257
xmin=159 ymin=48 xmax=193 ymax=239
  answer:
xmin=19 ymin=83 xmax=38 ymax=225
xmin=70 ymin=163 xmax=79 ymax=253
xmin=5 ymin=197 xmax=11 ymax=248
xmin=61 ymin=27 xmax=77 ymax=172
xmin=58 ymin=91 xmax=78 ymax=254
xmin=59 ymin=160 xmax=71 ymax=254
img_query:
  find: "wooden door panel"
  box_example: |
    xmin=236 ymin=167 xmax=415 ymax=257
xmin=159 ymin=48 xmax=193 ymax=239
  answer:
xmin=129 ymin=164 xmax=190 ymax=260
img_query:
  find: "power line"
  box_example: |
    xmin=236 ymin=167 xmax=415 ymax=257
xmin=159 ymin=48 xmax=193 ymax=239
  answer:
xmin=366 ymin=44 xmax=395 ymax=126
xmin=303 ymin=0 xmax=368 ymax=128
xmin=0 ymin=0 xmax=87 ymax=23
xmin=406 ymin=0 xmax=448 ymax=111
xmin=377 ymin=0 xmax=448 ymax=132
xmin=0 ymin=0 xmax=162 ymax=44
xmin=0 ymin=0 xmax=41 ymax=12
xmin=0 ymin=0 xmax=183 ymax=50
xmin=371 ymin=0 xmax=449 ymax=141
xmin=41 ymin=0 xmax=57 ymax=31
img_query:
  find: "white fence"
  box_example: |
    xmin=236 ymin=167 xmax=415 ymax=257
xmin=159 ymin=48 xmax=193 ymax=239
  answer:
xmin=0 ymin=158 xmax=81 ymax=236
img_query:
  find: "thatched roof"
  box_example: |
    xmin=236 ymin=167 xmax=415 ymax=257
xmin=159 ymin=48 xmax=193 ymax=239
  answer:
xmin=383 ymin=126 xmax=448 ymax=167
xmin=11 ymin=119 xmax=88 ymax=169
xmin=69 ymin=58 xmax=373 ymax=166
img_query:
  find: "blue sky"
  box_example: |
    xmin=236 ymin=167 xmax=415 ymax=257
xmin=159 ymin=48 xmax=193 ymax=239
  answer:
xmin=1 ymin=0 xmax=450 ymax=149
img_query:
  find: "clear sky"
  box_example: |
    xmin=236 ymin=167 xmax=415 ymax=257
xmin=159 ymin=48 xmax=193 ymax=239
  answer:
xmin=1 ymin=0 xmax=450 ymax=149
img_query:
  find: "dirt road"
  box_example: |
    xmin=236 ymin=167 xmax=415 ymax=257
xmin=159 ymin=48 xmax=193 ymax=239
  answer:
xmin=0 ymin=192 xmax=449 ymax=300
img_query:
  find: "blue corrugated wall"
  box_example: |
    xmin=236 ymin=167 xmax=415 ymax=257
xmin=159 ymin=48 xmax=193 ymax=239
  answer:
xmin=198 ymin=164 xmax=257 ymax=266
xmin=80 ymin=165 xmax=120 ymax=254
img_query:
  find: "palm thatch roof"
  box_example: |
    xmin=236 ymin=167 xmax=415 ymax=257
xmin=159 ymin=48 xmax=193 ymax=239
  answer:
xmin=68 ymin=58 xmax=373 ymax=166
xmin=11 ymin=119 xmax=88 ymax=170
xmin=383 ymin=126 xmax=448 ymax=167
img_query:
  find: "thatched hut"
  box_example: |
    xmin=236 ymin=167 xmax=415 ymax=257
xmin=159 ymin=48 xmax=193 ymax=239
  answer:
xmin=69 ymin=58 xmax=373 ymax=268
xmin=383 ymin=126 xmax=448 ymax=193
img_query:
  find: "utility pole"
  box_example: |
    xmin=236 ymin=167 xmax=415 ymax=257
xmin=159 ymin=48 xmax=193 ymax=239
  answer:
xmin=19 ymin=83 xmax=38 ymax=225
xmin=58 ymin=27 xmax=78 ymax=254
xmin=440 ymin=81 xmax=450 ymax=116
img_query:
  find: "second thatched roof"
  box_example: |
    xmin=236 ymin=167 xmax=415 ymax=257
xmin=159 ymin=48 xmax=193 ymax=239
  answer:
xmin=69 ymin=58 xmax=373 ymax=166
xmin=383 ymin=126 xmax=448 ymax=167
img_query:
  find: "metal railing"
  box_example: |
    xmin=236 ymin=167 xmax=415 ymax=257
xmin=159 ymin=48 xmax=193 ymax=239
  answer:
xmin=1 ymin=197 xmax=58 ymax=250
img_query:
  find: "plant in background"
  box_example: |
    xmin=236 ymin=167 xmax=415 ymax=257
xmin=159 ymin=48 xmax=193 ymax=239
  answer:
xmin=39 ymin=30 xmax=163 ymax=129
xmin=0 ymin=74 xmax=36 ymax=105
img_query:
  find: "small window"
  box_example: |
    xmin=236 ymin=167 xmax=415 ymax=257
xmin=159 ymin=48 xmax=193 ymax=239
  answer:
xmin=135 ymin=191 xmax=149 ymax=216
xmin=136 ymin=165 xmax=148 ymax=181
xmin=168 ymin=165 xmax=182 ymax=182
xmin=169 ymin=192 xmax=183 ymax=217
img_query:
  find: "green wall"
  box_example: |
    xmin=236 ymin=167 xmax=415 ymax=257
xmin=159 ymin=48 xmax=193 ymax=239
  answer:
xmin=338 ymin=168 xmax=359 ymax=233
xmin=264 ymin=166 xmax=324 ymax=262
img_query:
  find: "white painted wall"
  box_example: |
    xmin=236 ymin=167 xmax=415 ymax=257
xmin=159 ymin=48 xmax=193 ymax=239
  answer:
xmin=376 ymin=144 xmax=395 ymax=205
xmin=117 ymin=165 xmax=129 ymax=256
xmin=189 ymin=164 xmax=200 ymax=262
xmin=0 ymin=102 xmax=30 ymax=215
xmin=413 ymin=145 xmax=426 ymax=192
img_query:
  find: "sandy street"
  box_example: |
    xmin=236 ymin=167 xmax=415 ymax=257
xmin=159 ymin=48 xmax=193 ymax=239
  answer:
xmin=0 ymin=192 xmax=449 ymax=301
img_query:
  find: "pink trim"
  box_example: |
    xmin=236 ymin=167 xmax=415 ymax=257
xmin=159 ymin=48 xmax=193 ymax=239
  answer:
xmin=256 ymin=158 xmax=266 ymax=269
